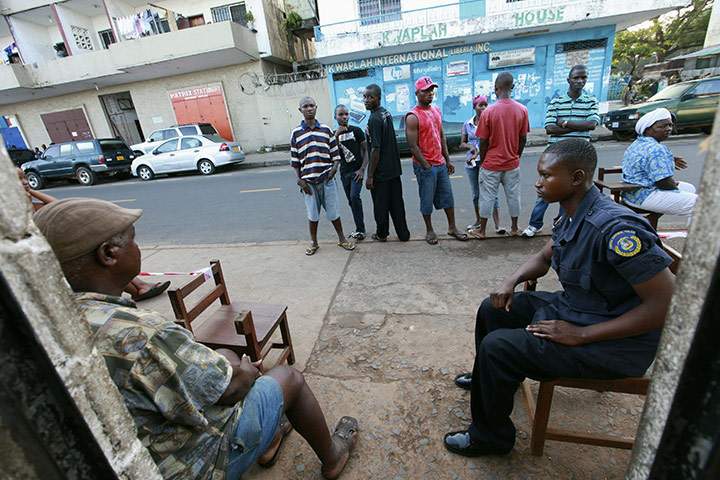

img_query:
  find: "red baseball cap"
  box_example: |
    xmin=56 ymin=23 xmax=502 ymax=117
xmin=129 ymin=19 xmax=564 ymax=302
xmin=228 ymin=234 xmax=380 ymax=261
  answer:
xmin=415 ymin=76 xmax=438 ymax=92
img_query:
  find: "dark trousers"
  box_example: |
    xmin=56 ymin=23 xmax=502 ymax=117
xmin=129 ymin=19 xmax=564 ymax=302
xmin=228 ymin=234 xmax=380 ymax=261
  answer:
xmin=340 ymin=171 xmax=365 ymax=233
xmin=469 ymin=293 xmax=628 ymax=451
xmin=370 ymin=177 xmax=410 ymax=241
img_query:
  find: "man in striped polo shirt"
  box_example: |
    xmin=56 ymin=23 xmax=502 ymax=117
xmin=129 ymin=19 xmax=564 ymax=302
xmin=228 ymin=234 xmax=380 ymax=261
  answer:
xmin=291 ymin=97 xmax=355 ymax=255
xmin=521 ymin=65 xmax=599 ymax=238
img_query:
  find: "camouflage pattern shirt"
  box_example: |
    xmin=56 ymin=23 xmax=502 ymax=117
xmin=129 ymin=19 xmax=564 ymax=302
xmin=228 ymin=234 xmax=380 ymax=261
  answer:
xmin=76 ymin=292 xmax=241 ymax=480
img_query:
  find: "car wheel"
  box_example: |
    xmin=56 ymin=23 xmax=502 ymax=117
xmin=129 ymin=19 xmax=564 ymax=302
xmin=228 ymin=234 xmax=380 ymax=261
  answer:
xmin=137 ymin=165 xmax=155 ymax=181
xmin=198 ymin=159 xmax=215 ymax=175
xmin=76 ymin=166 xmax=97 ymax=186
xmin=25 ymin=171 xmax=44 ymax=190
xmin=612 ymin=131 xmax=635 ymax=141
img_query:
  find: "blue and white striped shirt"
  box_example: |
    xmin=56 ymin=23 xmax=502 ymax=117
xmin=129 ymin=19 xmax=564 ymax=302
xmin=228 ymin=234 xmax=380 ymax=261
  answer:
xmin=290 ymin=120 xmax=340 ymax=184
xmin=544 ymin=91 xmax=600 ymax=143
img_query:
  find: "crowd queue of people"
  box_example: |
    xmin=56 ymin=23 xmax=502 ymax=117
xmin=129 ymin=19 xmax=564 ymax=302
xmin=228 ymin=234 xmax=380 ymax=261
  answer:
xmin=18 ymin=63 xmax=697 ymax=479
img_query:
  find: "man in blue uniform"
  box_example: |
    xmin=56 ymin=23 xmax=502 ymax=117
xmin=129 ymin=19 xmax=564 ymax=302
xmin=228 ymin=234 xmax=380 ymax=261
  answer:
xmin=445 ymin=139 xmax=675 ymax=456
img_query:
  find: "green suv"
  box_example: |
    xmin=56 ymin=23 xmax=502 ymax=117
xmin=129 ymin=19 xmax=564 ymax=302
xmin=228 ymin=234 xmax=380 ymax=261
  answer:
xmin=604 ymin=77 xmax=719 ymax=140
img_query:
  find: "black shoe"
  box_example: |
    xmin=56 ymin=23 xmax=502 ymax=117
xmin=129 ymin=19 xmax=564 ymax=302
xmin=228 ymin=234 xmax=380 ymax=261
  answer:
xmin=443 ymin=430 xmax=510 ymax=457
xmin=454 ymin=372 xmax=472 ymax=391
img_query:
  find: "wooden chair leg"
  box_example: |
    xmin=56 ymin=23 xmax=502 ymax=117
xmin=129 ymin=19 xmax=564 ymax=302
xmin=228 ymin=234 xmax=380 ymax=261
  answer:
xmin=531 ymin=381 xmax=555 ymax=456
xmin=278 ymin=313 xmax=295 ymax=365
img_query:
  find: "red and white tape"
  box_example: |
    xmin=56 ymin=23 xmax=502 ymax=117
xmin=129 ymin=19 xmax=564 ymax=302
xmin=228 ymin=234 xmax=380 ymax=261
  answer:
xmin=138 ymin=266 xmax=213 ymax=280
xmin=657 ymin=231 xmax=687 ymax=239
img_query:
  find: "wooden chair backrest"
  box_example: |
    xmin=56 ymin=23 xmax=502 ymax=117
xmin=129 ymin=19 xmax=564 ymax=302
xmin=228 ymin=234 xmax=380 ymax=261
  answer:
xmin=167 ymin=259 xmax=231 ymax=332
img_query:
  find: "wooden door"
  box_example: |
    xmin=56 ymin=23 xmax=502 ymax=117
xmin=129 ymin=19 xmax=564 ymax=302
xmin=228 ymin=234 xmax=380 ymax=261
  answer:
xmin=169 ymin=86 xmax=233 ymax=141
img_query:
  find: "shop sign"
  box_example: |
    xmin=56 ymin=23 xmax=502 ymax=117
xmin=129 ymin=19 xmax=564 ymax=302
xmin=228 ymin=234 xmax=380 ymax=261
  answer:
xmin=514 ymin=7 xmax=565 ymax=27
xmin=327 ymin=42 xmax=492 ymax=74
xmin=383 ymin=65 xmax=411 ymax=82
xmin=447 ymin=60 xmax=470 ymax=77
xmin=489 ymin=48 xmax=535 ymax=69
xmin=169 ymin=85 xmax=222 ymax=100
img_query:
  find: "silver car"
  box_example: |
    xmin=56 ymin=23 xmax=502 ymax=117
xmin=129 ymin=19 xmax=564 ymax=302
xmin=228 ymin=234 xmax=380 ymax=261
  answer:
xmin=131 ymin=135 xmax=245 ymax=180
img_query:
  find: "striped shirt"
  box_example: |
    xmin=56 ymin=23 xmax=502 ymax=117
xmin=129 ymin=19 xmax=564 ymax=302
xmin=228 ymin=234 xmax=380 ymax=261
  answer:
xmin=544 ymin=91 xmax=600 ymax=143
xmin=290 ymin=120 xmax=340 ymax=184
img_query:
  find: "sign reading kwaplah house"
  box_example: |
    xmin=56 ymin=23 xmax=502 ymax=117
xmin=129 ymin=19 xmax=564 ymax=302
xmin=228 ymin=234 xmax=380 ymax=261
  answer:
xmin=488 ymin=48 xmax=536 ymax=69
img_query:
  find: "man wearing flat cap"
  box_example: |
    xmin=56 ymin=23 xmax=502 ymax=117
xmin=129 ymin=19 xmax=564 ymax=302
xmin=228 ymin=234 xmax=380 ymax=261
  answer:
xmin=33 ymin=198 xmax=358 ymax=480
xmin=621 ymin=107 xmax=697 ymax=226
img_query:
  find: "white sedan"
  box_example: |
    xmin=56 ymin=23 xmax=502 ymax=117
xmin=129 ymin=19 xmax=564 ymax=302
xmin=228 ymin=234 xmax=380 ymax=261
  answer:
xmin=131 ymin=135 xmax=245 ymax=180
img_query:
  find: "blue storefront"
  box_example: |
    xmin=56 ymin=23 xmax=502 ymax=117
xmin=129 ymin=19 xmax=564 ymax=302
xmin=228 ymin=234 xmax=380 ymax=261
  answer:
xmin=325 ymin=25 xmax=615 ymax=142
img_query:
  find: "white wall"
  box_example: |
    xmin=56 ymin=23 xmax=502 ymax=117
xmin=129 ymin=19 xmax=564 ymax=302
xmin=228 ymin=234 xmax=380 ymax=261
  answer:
xmin=7 ymin=17 xmax=54 ymax=64
xmin=55 ymin=4 xmax=100 ymax=54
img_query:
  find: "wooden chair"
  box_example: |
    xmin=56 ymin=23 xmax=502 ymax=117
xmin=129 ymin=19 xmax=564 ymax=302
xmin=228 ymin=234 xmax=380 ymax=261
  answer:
xmin=594 ymin=166 xmax=662 ymax=229
xmin=520 ymin=244 xmax=681 ymax=456
xmin=166 ymin=259 xmax=295 ymax=370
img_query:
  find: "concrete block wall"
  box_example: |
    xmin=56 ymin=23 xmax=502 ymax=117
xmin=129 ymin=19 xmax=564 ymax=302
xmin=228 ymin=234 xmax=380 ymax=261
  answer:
xmin=0 ymin=152 xmax=162 ymax=479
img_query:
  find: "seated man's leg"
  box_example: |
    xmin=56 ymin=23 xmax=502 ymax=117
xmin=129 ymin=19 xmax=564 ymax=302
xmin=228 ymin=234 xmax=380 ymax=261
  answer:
xmin=265 ymin=366 xmax=356 ymax=479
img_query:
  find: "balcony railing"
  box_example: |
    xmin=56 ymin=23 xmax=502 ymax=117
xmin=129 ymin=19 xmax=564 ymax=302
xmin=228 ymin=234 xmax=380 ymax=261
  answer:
xmin=314 ymin=0 xmax=577 ymax=43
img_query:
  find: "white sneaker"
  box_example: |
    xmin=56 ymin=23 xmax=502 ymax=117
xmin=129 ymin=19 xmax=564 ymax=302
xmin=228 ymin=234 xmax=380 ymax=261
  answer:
xmin=521 ymin=226 xmax=541 ymax=237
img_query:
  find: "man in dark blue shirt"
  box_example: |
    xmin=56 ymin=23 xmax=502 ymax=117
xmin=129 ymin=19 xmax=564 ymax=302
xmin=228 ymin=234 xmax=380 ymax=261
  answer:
xmin=445 ymin=139 xmax=675 ymax=457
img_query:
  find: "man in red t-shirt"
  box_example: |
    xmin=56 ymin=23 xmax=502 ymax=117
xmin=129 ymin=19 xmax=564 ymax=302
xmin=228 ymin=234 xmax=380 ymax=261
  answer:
xmin=469 ymin=72 xmax=529 ymax=239
xmin=406 ymin=76 xmax=468 ymax=244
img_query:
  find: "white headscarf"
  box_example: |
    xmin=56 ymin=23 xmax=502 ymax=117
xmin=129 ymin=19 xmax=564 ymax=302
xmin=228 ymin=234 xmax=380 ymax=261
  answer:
xmin=635 ymin=108 xmax=672 ymax=136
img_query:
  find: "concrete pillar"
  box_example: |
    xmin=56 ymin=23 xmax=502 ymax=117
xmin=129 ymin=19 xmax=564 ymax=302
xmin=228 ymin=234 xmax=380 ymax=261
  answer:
xmin=627 ymin=115 xmax=720 ymax=476
xmin=0 ymin=153 xmax=161 ymax=478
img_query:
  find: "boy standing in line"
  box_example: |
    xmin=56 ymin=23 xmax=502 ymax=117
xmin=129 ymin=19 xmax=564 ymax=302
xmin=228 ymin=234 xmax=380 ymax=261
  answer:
xmin=290 ymin=97 xmax=355 ymax=255
xmin=334 ymin=104 xmax=369 ymax=241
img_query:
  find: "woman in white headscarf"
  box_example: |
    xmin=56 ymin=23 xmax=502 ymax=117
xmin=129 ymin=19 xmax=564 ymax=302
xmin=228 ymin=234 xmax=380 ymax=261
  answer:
xmin=621 ymin=107 xmax=696 ymax=225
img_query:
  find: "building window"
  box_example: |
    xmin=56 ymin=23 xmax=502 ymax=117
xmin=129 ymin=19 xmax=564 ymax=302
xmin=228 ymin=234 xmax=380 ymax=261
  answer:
xmin=211 ymin=3 xmax=247 ymax=26
xmin=98 ymin=29 xmax=116 ymax=49
xmin=695 ymin=57 xmax=716 ymax=69
xmin=72 ymin=26 xmax=93 ymax=51
xmin=359 ymin=0 xmax=401 ymax=26
xmin=559 ymin=38 xmax=607 ymax=53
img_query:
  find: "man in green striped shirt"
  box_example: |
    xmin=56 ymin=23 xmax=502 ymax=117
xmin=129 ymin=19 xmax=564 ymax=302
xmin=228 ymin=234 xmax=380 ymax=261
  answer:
xmin=521 ymin=65 xmax=599 ymax=237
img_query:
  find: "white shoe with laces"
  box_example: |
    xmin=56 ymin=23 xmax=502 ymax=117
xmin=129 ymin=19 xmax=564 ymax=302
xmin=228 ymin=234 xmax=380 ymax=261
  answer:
xmin=521 ymin=226 xmax=541 ymax=237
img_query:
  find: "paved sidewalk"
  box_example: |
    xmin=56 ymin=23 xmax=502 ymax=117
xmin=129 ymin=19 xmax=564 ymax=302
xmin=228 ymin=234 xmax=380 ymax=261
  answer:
xmin=237 ymin=126 xmax=616 ymax=171
xmin=138 ymin=233 xmax=642 ymax=480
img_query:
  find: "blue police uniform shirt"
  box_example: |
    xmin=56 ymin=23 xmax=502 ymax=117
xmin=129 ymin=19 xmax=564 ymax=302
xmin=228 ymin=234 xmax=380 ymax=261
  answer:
xmin=534 ymin=187 xmax=673 ymax=377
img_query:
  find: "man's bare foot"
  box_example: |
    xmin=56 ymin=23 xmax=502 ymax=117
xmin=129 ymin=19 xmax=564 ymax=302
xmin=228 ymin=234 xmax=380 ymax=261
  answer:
xmin=469 ymin=229 xmax=485 ymax=239
xmin=321 ymin=416 xmax=358 ymax=479
xmin=509 ymin=229 xmax=521 ymax=237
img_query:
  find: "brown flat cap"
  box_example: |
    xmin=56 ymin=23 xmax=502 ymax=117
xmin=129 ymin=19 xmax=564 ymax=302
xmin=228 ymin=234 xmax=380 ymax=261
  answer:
xmin=33 ymin=198 xmax=142 ymax=263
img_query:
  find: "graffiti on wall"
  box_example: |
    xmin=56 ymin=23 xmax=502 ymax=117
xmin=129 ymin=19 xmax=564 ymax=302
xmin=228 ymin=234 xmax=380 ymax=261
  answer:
xmin=238 ymin=71 xmax=326 ymax=96
xmin=382 ymin=23 xmax=448 ymax=46
xmin=514 ymin=7 xmax=565 ymax=27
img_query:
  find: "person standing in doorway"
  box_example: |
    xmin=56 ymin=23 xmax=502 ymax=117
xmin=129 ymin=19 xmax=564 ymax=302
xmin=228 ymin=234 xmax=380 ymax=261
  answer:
xmin=290 ymin=97 xmax=355 ymax=255
xmin=406 ymin=76 xmax=468 ymax=245
xmin=363 ymin=84 xmax=411 ymax=242
xmin=521 ymin=64 xmax=599 ymax=238
xmin=470 ymin=72 xmax=529 ymax=239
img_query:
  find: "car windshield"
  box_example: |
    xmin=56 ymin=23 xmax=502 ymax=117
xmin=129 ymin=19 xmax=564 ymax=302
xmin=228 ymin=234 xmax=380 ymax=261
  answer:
xmin=203 ymin=135 xmax=228 ymax=143
xmin=646 ymin=83 xmax=692 ymax=102
xmin=99 ymin=140 xmax=129 ymax=152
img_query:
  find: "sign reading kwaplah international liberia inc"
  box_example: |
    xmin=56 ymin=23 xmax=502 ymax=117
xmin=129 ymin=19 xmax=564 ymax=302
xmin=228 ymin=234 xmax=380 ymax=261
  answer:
xmin=488 ymin=48 xmax=536 ymax=69
xmin=383 ymin=65 xmax=411 ymax=82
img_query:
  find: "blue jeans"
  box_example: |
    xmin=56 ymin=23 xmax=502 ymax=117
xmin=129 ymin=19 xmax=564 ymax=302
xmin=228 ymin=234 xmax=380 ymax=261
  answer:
xmin=340 ymin=171 xmax=365 ymax=233
xmin=227 ymin=377 xmax=284 ymax=479
xmin=529 ymin=196 xmax=565 ymax=229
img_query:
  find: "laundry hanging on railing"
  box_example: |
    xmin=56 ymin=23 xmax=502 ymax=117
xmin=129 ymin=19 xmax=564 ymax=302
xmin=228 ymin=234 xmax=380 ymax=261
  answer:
xmin=114 ymin=9 xmax=167 ymax=40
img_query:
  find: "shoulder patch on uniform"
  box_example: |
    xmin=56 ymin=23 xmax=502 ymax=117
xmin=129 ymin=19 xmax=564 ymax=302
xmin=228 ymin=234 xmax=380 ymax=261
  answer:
xmin=609 ymin=230 xmax=642 ymax=257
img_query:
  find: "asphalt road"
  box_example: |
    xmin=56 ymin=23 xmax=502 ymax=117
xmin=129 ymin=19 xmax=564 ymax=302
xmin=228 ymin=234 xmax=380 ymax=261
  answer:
xmin=42 ymin=135 xmax=708 ymax=245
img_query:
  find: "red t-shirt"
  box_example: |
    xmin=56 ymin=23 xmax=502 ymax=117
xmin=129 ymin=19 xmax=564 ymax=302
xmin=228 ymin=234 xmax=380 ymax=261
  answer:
xmin=406 ymin=105 xmax=445 ymax=166
xmin=475 ymin=99 xmax=529 ymax=171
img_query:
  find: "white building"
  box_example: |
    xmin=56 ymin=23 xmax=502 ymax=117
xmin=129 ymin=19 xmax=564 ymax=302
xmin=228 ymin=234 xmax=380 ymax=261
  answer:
xmin=0 ymin=0 xmax=328 ymax=152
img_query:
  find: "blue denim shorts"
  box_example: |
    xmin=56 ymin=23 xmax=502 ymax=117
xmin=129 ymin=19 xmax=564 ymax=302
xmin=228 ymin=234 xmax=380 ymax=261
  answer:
xmin=303 ymin=176 xmax=341 ymax=222
xmin=413 ymin=162 xmax=454 ymax=215
xmin=227 ymin=376 xmax=284 ymax=479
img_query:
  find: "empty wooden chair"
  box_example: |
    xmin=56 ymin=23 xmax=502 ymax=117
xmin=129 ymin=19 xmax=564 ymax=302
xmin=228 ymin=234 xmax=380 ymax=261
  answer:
xmin=520 ymin=244 xmax=680 ymax=455
xmin=166 ymin=259 xmax=295 ymax=370
xmin=594 ymin=166 xmax=662 ymax=229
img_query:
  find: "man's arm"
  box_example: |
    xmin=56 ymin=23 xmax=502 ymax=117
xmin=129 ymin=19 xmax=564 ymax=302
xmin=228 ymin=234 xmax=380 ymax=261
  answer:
xmin=406 ymin=114 xmax=431 ymax=170
xmin=366 ymin=147 xmax=380 ymax=190
xmin=545 ymin=120 xmax=598 ymax=135
xmin=438 ymin=122 xmax=453 ymax=175
xmin=355 ymin=139 xmax=370 ymax=182
xmin=293 ymin=165 xmax=312 ymax=195
xmin=490 ymin=239 xmax=554 ymax=311
xmin=215 ymin=349 xmax=262 ymax=405
xmin=478 ymin=138 xmax=489 ymax=163
xmin=655 ymin=176 xmax=680 ymax=190
xmin=517 ymin=136 xmax=527 ymax=157
xmin=526 ymin=269 xmax=674 ymax=345
xmin=325 ymin=133 xmax=341 ymax=183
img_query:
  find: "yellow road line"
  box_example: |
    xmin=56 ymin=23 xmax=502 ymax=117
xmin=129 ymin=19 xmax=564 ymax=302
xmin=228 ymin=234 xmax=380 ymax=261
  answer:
xmin=240 ymin=188 xmax=282 ymax=193
xmin=110 ymin=199 xmax=136 ymax=203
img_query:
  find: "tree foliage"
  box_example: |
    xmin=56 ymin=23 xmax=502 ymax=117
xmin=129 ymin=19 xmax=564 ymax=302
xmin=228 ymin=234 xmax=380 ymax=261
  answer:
xmin=612 ymin=0 xmax=714 ymax=75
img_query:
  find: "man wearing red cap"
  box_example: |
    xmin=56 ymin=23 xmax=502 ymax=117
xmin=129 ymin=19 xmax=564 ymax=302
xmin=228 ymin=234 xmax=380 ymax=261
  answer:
xmin=405 ymin=76 xmax=468 ymax=244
